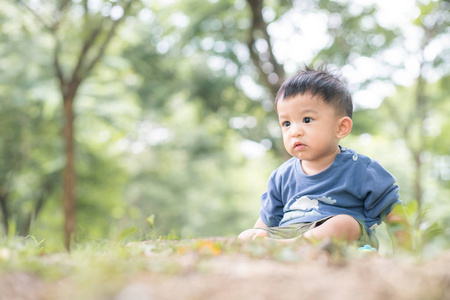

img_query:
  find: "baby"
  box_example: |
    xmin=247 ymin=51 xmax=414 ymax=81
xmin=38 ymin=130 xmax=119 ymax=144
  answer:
xmin=238 ymin=65 xmax=404 ymax=248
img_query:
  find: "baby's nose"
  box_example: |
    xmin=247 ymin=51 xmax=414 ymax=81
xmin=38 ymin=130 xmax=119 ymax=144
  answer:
xmin=290 ymin=123 xmax=303 ymax=137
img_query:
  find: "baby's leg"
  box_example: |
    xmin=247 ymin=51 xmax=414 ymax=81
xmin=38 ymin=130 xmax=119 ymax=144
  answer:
xmin=238 ymin=228 xmax=269 ymax=240
xmin=303 ymin=214 xmax=361 ymax=242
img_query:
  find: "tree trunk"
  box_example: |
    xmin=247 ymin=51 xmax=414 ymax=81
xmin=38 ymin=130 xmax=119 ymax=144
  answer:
xmin=412 ymin=151 xmax=423 ymax=207
xmin=63 ymin=94 xmax=76 ymax=251
xmin=0 ymin=190 xmax=9 ymax=234
xmin=22 ymin=176 xmax=54 ymax=236
xmin=413 ymin=72 xmax=427 ymax=216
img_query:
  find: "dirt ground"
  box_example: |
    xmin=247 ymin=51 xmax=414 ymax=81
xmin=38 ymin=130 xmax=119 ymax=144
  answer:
xmin=122 ymin=249 xmax=450 ymax=300
xmin=1 ymin=239 xmax=449 ymax=300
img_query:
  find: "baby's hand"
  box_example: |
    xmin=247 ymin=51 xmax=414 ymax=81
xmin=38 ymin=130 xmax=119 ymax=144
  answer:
xmin=238 ymin=228 xmax=269 ymax=240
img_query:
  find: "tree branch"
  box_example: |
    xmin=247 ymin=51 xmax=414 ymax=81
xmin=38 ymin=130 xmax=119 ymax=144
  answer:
xmin=84 ymin=1 xmax=135 ymax=76
xmin=70 ymin=24 xmax=104 ymax=86
xmin=52 ymin=0 xmax=71 ymax=31
xmin=54 ymin=37 xmax=67 ymax=94
xmin=15 ymin=0 xmax=69 ymax=32
xmin=15 ymin=0 xmax=53 ymax=31
xmin=246 ymin=0 xmax=284 ymax=97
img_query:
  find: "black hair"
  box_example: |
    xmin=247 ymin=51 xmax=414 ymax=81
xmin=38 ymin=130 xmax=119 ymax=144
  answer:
xmin=275 ymin=65 xmax=353 ymax=118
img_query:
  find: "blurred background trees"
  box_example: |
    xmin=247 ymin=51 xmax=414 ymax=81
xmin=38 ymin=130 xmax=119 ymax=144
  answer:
xmin=1 ymin=0 xmax=449 ymax=252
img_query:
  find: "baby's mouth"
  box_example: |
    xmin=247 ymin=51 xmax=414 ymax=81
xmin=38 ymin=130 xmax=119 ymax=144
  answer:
xmin=293 ymin=142 xmax=306 ymax=150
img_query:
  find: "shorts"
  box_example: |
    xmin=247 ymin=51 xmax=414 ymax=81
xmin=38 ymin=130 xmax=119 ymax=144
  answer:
xmin=258 ymin=216 xmax=379 ymax=248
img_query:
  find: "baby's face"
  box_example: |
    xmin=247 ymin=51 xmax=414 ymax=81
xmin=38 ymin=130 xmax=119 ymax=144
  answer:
xmin=277 ymin=93 xmax=342 ymax=167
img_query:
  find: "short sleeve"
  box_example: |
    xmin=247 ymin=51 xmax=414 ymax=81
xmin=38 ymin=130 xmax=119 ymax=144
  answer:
xmin=361 ymin=161 xmax=400 ymax=229
xmin=260 ymin=171 xmax=284 ymax=227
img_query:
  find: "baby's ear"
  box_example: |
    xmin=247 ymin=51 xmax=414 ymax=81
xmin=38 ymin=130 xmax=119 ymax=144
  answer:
xmin=336 ymin=116 xmax=353 ymax=138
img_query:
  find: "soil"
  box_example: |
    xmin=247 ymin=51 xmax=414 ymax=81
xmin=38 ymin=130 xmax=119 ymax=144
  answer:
xmin=1 ymin=239 xmax=449 ymax=300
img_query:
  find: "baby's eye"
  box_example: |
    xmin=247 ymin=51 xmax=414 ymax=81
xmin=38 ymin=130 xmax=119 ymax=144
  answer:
xmin=303 ymin=117 xmax=312 ymax=124
xmin=282 ymin=121 xmax=291 ymax=128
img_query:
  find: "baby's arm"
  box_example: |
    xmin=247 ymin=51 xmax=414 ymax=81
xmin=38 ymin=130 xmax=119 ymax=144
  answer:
xmin=253 ymin=217 xmax=268 ymax=229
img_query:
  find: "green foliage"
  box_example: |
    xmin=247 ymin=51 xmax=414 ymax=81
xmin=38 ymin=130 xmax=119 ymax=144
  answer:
xmin=0 ymin=0 xmax=448 ymax=255
xmin=120 ymin=97 xmax=274 ymax=238
xmin=316 ymin=0 xmax=397 ymax=65
xmin=116 ymin=226 xmax=138 ymax=242
xmin=407 ymin=202 xmax=449 ymax=255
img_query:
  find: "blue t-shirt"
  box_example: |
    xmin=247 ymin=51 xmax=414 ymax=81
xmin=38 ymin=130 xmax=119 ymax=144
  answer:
xmin=260 ymin=147 xmax=400 ymax=233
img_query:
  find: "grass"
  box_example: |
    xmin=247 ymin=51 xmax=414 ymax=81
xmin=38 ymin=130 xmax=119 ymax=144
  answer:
xmin=0 ymin=234 xmax=449 ymax=300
